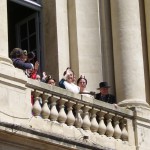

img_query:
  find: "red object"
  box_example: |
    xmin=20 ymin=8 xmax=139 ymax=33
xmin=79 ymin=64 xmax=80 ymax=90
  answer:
xmin=31 ymin=69 xmax=37 ymax=79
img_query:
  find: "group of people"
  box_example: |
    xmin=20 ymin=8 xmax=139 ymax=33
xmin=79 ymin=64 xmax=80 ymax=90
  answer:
xmin=10 ymin=48 xmax=117 ymax=105
xmin=58 ymin=67 xmax=116 ymax=104
xmin=10 ymin=48 xmax=56 ymax=85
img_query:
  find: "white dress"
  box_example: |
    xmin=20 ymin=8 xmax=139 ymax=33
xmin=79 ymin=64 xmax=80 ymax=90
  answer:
xmin=81 ymin=89 xmax=94 ymax=98
xmin=64 ymin=81 xmax=80 ymax=94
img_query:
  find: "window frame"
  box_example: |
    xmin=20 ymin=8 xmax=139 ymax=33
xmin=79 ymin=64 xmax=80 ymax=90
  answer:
xmin=9 ymin=0 xmax=42 ymax=11
xmin=16 ymin=13 xmax=40 ymax=63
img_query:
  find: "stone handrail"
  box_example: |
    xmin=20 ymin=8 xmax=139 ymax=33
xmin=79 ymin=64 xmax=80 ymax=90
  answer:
xmin=26 ymin=79 xmax=134 ymax=142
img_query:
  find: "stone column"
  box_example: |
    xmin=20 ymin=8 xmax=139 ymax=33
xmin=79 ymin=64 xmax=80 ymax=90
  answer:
xmin=0 ymin=0 xmax=12 ymax=65
xmin=68 ymin=0 xmax=102 ymax=91
xmin=110 ymin=0 xmax=149 ymax=107
xmin=42 ymin=0 xmax=70 ymax=81
xmin=0 ymin=0 xmax=32 ymax=123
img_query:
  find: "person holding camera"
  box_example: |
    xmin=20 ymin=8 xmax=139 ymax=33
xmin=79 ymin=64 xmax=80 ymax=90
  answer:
xmin=10 ymin=48 xmax=39 ymax=79
xmin=10 ymin=48 xmax=33 ymax=70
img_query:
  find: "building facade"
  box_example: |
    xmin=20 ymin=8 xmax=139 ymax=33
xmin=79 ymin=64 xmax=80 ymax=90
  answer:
xmin=0 ymin=0 xmax=150 ymax=150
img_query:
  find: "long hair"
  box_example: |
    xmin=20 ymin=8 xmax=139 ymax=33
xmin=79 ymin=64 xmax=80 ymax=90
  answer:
xmin=77 ymin=75 xmax=87 ymax=85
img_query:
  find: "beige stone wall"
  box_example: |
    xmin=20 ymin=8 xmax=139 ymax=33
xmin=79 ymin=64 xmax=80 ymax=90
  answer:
xmin=0 ymin=0 xmax=32 ymax=124
xmin=133 ymin=107 xmax=150 ymax=150
xmin=1 ymin=0 xmax=150 ymax=150
xmin=43 ymin=0 xmax=111 ymax=92
xmin=68 ymin=0 xmax=103 ymax=92
xmin=111 ymin=0 xmax=148 ymax=107
xmin=42 ymin=0 xmax=116 ymax=93
xmin=0 ymin=0 xmax=8 ymax=58
xmin=42 ymin=0 xmax=70 ymax=83
xmin=144 ymin=0 xmax=150 ymax=104
xmin=42 ymin=0 xmax=59 ymax=81
xmin=56 ymin=0 xmax=70 ymax=75
xmin=0 ymin=131 xmax=68 ymax=150
xmin=144 ymin=0 xmax=150 ymax=73
xmin=99 ymin=0 xmax=115 ymax=95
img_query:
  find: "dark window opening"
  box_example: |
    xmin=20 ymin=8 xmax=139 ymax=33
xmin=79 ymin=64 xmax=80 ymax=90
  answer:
xmin=7 ymin=0 xmax=42 ymax=72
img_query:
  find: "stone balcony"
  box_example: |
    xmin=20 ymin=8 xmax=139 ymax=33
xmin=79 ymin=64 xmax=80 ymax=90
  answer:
xmin=0 ymin=77 xmax=136 ymax=150
xmin=27 ymin=79 xmax=135 ymax=150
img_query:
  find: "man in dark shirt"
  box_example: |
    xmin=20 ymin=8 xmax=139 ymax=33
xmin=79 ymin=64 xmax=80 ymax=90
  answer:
xmin=10 ymin=48 xmax=33 ymax=70
xmin=95 ymin=82 xmax=116 ymax=104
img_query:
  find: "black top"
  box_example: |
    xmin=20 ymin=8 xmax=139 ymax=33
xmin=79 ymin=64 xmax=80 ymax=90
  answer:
xmin=95 ymin=93 xmax=116 ymax=104
xmin=59 ymin=79 xmax=66 ymax=89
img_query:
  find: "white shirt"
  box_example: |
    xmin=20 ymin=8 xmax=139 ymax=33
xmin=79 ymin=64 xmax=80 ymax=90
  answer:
xmin=81 ymin=89 xmax=94 ymax=98
xmin=64 ymin=81 xmax=80 ymax=94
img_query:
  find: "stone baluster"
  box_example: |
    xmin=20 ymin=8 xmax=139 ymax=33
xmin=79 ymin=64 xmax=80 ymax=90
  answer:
xmin=105 ymin=113 xmax=115 ymax=137
xmin=58 ymin=98 xmax=68 ymax=124
xmin=74 ymin=103 xmax=84 ymax=128
xmin=97 ymin=110 xmax=107 ymax=135
xmin=66 ymin=100 xmax=76 ymax=126
xmin=113 ymin=115 xmax=122 ymax=139
xmin=82 ymin=105 xmax=92 ymax=130
xmin=121 ymin=119 xmax=128 ymax=141
xmin=90 ymin=108 xmax=99 ymax=133
xmin=49 ymin=95 xmax=59 ymax=121
xmin=32 ymin=90 xmax=42 ymax=117
xmin=41 ymin=93 xmax=51 ymax=120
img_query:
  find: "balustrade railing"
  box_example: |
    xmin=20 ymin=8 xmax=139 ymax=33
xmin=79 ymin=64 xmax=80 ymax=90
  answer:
xmin=26 ymin=79 xmax=134 ymax=142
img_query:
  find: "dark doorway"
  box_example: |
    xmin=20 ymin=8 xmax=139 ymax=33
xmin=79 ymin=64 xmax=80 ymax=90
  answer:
xmin=7 ymin=0 xmax=42 ymax=71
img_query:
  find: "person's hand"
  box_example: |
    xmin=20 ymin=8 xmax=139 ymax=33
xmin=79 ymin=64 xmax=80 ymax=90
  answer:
xmin=42 ymin=72 xmax=47 ymax=78
xmin=34 ymin=61 xmax=39 ymax=70
xmin=63 ymin=69 xmax=72 ymax=80
xmin=114 ymin=104 xmax=118 ymax=109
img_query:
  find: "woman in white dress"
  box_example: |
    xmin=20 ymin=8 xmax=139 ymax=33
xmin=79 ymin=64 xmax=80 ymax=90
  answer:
xmin=77 ymin=75 xmax=93 ymax=98
xmin=59 ymin=68 xmax=80 ymax=94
